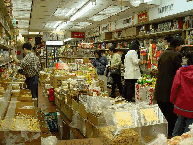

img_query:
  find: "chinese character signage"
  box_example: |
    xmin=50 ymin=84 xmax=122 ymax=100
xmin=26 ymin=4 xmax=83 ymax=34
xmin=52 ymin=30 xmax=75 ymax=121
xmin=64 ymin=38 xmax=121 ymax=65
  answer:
xmin=137 ymin=11 xmax=148 ymax=24
xmin=71 ymin=32 xmax=85 ymax=38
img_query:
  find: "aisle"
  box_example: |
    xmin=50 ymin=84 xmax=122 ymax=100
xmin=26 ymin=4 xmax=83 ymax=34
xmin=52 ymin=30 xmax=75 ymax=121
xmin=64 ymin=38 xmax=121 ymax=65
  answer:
xmin=38 ymin=84 xmax=57 ymax=113
xmin=38 ymin=84 xmax=61 ymax=140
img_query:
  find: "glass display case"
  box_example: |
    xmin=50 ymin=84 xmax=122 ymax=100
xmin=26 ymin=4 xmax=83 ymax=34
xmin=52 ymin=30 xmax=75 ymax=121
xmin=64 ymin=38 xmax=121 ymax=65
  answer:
xmin=98 ymin=103 xmax=167 ymax=145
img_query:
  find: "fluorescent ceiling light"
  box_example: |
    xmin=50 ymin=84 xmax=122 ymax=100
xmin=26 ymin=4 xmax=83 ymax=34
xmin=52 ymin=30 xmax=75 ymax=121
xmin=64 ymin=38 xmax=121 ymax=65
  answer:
xmin=134 ymin=1 xmax=141 ymax=3
xmin=29 ymin=32 xmax=39 ymax=34
xmin=70 ymin=2 xmax=95 ymax=21
xmin=53 ymin=21 xmax=62 ymax=28
xmin=65 ymin=8 xmax=75 ymax=16
xmin=64 ymin=38 xmax=73 ymax=42
xmin=56 ymin=22 xmax=68 ymax=31
xmin=144 ymin=0 xmax=152 ymax=2
xmin=46 ymin=41 xmax=63 ymax=45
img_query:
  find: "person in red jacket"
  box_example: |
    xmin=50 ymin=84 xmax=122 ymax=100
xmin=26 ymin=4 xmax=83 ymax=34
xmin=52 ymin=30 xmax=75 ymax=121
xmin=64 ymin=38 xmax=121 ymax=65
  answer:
xmin=170 ymin=51 xmax=193 ymax=137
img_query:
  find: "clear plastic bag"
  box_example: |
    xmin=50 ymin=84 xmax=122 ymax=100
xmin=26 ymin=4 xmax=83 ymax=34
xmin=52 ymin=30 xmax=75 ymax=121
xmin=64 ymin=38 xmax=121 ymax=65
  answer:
xmin=179 ymin=137 xmax=193 ymax=145
xmin=41 ymin=136 xmax=59 ymax=145
xmin=69 ymin=111 xmax=79 ymax=129
xmin=147 ymin=134 xmax=167 ymax=145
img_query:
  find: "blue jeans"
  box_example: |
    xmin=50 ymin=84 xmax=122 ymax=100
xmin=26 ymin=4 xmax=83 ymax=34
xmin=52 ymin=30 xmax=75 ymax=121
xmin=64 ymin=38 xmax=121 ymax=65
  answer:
xmin=172 ymin=115 xmax=193 ymax=137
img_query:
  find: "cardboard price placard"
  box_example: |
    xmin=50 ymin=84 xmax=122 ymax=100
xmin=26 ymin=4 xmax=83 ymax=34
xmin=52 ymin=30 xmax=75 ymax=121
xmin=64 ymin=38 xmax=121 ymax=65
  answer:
xmin=56 ymin=138 xmax=103 ymax=145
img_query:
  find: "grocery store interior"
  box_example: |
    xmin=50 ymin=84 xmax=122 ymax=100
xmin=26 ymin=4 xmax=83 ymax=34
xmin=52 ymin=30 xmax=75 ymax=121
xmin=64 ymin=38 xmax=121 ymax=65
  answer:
xmin=0 ymin=0 xmax=193 ymax=144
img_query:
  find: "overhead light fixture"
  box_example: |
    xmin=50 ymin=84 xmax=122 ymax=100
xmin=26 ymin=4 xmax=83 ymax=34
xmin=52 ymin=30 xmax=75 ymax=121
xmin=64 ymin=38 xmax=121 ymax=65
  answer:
xmin=70 ymin=2 xmax=96 ymax=21
xmin=64 ymin=38 xmax=73 ymax=42
xmin=56 ymin=22 xmax=68 ymax=31
xmin=53 ymin=21 xmax=62 ymax=28
xmin=46 ymin=41 xmax=63 ymax=45
xmin=29 ymin=32 xmax=39 ymax=34
xmin=144 ymin=0 xmax=152 ymax=2
xmin=65 ymin=8 xmax=75 ymax=16
xmin=134 ymin=1 xmax=141 ymax=3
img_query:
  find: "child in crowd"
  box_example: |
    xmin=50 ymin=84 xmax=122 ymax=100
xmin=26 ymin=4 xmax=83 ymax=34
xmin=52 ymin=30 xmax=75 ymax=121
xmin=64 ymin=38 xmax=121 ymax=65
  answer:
xmin=170 ymin=49 xmax=193 ymax=137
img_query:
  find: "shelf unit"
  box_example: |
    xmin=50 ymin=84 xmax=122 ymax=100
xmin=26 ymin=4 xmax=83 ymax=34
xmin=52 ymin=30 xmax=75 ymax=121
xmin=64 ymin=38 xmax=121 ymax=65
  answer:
xmin=0 ymin=1 xmax=16 ymax=69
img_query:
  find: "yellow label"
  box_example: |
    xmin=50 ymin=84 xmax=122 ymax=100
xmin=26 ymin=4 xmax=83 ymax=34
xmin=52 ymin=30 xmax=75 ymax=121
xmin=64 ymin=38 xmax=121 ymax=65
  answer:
xmin=115 ymin=112 xmax=133 ymax=126
xmin=140 ymin=108 xmax=158 ymax=122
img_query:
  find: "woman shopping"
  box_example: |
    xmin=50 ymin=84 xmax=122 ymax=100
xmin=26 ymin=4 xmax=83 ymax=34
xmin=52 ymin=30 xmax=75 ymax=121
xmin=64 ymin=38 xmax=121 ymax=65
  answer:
xmin=92 ymin=50 xmax=108 ymax=91
xmin=109 ymin=46 xmax=122 ymax=98
xmin=123 ymin=43 xmax=142 ymax=102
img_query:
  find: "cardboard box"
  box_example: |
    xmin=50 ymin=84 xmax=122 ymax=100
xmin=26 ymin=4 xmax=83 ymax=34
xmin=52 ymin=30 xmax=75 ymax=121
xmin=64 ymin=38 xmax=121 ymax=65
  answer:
xmin=62 ymin=119 xmax=70 ymax=140
xmin=101 ymin=32 xmax=112 ymax=40
xmin=72 ymin=98 xmax=79 ymax=111
xmin=15 ymin=108 xmax=36 ymax=117
xmin=56 ymin=138 xmax=103 ymax=145
xmin=17 ymin=94 xmax=32 ymax=101
xmin=87 ymin=113 xmax=99 ymax=126
xmin=16 ymin=102 xmax=33 ymax=109
xmin=78 ymin=102 xmax=87 ymax=119
xmin=66 ymin=105 xmax=73 ymax=121
xmin=83 ymin=57 xmax=89 ymax=63
xmin=86 ymin=120 xmax=98 ymax=138
xmin=67 ymin=94 xmax=72 ymax=105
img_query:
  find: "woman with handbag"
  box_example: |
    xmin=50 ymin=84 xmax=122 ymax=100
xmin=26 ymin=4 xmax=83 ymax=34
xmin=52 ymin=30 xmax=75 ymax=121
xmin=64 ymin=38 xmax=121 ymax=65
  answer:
xmin=109 ymin=46 xmax=122 ymax=98
xmin=123 ymin=43 xmax=142 ymax=102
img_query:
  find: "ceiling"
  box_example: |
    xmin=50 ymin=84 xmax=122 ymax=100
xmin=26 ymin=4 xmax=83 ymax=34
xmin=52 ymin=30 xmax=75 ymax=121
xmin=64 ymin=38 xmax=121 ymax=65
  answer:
xmin=11 ymin=0 xmax=158 ymax=35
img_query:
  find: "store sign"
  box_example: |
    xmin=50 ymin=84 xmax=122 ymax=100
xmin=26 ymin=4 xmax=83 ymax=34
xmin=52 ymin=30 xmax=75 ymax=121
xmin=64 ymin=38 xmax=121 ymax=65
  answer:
xmin=158 ymin=4 xmax=174 ymax=14
xmin=71 ymin=32 xmax=85 ymax=38
xmin=137 ymin=11 xmax=148 ymax=24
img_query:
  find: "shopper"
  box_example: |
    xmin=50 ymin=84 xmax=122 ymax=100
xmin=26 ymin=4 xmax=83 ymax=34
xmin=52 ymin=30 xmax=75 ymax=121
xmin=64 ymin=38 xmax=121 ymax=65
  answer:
xmin=154 ymin=36 xmax=184 ymax=137
xmin=92 ymin=50 xmax=108 ymax=75
xmin=109 ymin=46 xmax=122 ymax=98
xmin=171 ymin=51 xmax=193 ymax=137
xmin=123 ymin=43 xmax=141 ymax=102
xmin=92 ymin=50 xmax=108 ymax=91
xmin=11 ymin=42 xmax=41 ymax=107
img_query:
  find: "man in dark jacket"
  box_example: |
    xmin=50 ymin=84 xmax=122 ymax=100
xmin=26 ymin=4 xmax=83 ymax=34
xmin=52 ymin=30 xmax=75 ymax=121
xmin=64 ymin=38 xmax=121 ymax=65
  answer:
xmin=154 ymin=36 xmax=184 ymax=137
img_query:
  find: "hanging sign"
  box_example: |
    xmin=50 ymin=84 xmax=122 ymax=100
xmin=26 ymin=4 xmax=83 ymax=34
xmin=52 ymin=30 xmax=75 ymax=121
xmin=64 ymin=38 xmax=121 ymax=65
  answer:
xmin=71 ymin=32 xmax=85 ymax=38
xmin=137 ymin=11 xmax=148 ymax=24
